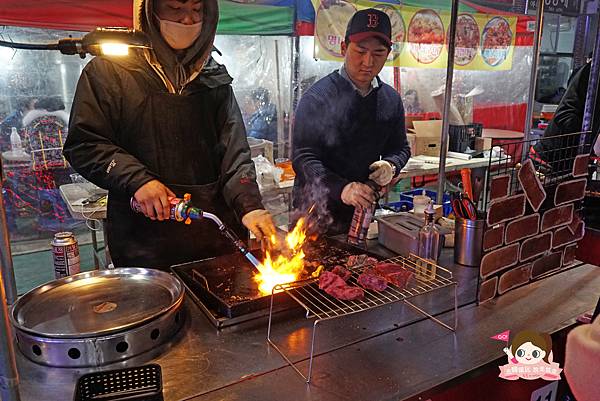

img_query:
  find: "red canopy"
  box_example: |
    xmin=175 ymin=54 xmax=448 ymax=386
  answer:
xmin=0 ymin=0 xmax=132 ymax=32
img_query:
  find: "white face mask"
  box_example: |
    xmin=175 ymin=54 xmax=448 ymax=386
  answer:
xmin=157 ymin=18 xmax=202 ymax=50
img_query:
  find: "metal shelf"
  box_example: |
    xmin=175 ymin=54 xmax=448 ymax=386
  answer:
xmin=267 ymin=254 xmax=458 ymax=382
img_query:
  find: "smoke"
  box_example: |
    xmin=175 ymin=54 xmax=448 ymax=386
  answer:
xmin=291 ymin=177 xmax=334 ymax=237
xmin=295 ymin=86 xmax=360 ymax=149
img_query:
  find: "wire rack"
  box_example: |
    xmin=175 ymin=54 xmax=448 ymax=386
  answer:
xmin=267 ymin=254 xmax=458 ymax=382
xmin=483 ymin=131 xmax=593 ymax=210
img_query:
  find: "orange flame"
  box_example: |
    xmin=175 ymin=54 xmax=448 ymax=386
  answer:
xmin=254 ymin=217 xmax=308 ymax=295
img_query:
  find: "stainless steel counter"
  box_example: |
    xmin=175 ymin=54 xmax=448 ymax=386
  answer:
xmin=14 ymin=250 xmax=599 ymax=400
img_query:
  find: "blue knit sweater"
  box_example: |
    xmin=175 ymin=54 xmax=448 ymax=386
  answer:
xmin=292 ymin=70 xmax=411 ymax=234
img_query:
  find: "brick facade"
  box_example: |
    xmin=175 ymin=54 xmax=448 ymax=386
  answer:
xmin=498 ymin=264 xmax=532 ymax=295
xmin=540 ymin=204 xmax=573 ymax=232
xmin=518 ymin=159 xmax=546 ymax=211
xmin=480 ymin=243 xmax=519 ymax=279
xmin=487 ymin=194 xmax=526 ymax=226
xmin=483 ymin=224 xmax=504 ymax=251
xmin=554 ymin=178 xmax=587 ymax=206
xmin=505 ymin=214 xmax=539 ymax=244
xmin=519 ymin=232 xmax=552 ymax=262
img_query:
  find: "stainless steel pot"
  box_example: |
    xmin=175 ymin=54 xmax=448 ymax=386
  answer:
xmin=11 ymin=268 xmax=184 ymax=367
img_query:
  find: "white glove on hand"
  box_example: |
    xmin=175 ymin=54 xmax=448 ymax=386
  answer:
xmin=242 ymin=209 xmax=276 ymax=242
xmin=368 ymin=160 xmax=395 ymax=186
xmin=341 ymin=182 xmax=377 ymax=209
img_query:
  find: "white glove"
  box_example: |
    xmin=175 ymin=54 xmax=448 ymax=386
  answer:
xmin=242 ymin=209 xmax=276 ymax=242
xmin=368 ymin=160 xmax=395 ymax=186
xmin=341 ymin=182 xmax=377 ymax=209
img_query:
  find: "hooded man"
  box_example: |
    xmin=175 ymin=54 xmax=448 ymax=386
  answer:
xmin=292 ymin=9 xmax=411 ymax=235
xmin=63 ymin=0 xmax=275 ymax=269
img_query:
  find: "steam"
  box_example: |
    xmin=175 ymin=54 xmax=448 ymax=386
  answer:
xmin=291 ymin=177 xmax=334 ymax=236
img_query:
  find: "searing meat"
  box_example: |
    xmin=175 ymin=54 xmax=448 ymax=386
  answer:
xmin=318 ymin=271 xmax=365 ymax=301
xmin=346 ymin=254 xmax=378 ymax=268
xmin=319 ymin=271 xmax=346 ymax=290
xmin=357 ymin=269 xmax=388 ymax=291
xmin=332 ymin=286 xmax=364 ymax=301
xmin=374 ymin=263 xmax=413 ymax=288
xmin=331 ymin=265 xmax=352 ymax=281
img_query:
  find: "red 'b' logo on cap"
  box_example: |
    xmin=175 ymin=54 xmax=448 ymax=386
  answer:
xmin=367 ymin=13 xmax=379 ymax=28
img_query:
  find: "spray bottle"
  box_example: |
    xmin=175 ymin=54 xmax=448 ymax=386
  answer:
xmin=416 ymin=201 xmax=440 ymax=280
xmin=347 ymin=180 xmax=380 ymax=246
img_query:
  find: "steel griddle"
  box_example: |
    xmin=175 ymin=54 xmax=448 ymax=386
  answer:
xmin=172 ymin=238 xmax=383 ymax=326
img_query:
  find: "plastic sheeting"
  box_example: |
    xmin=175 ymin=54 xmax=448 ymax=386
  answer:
xmin=296 ymin=36 xmax=533 ymax=132
xmin=213 ymin=35 xmax=293 ymax=157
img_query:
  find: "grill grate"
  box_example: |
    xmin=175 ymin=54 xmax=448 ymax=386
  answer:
xmin=276 ymin=255 xmax=454 ymax=320
xmin=267 ymin=254 xmax=458 ymax=383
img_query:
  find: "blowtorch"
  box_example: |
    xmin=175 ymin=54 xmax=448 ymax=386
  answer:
xmin=130 ymin=194 xmax=261 ymax=268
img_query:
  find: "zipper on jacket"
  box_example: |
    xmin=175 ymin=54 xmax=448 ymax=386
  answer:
xmin=143 ymin=49 xmax=205 ymax=95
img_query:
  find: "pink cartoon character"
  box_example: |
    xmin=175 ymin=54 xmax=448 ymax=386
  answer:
xmin=499 ymin=330 xmax=562 ymax=380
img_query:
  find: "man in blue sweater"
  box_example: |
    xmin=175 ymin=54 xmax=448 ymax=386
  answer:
xmin=292 ymin=8 xmax=411 ymax=234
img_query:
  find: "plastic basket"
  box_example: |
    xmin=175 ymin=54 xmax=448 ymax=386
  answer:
xmin=386 ymin=189 xmax=453 ymax=216
xmin=74 ymin=364 xmax=163 ymax=401
xmin=449 ymin=123 xmax=483 ymax=153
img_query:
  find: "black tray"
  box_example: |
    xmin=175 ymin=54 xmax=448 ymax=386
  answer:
xmin=73 ymin=364 xmax=163 ymax=401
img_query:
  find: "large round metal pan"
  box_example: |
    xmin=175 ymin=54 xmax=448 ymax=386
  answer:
xmin=11 ymin=268 xmax=184 ymax=338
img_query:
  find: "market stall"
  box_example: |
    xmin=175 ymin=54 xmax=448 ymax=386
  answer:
xmin=0 ymin=0 xmax=599 ymax=400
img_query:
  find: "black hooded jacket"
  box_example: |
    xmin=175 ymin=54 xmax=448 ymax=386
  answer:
xmin=63 ymin=0 xmax=263 ymax=268
xmin=63 ymin=54 xmax=261 ymax=216
xmin=533 ymin=63 xmax=599 ymax=171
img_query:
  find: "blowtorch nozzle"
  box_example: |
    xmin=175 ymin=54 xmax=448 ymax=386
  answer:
xmin=131 ymin=194 xmax=261 ymax=268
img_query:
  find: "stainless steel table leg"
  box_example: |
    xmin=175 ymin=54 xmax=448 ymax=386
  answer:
xmin=102 ymin=220 xmax=112 ymax=268
xmin=90 ymin=220 xmax=100 ymax=269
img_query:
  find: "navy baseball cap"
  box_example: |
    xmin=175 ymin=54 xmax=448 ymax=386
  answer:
xmin=345 ymin=8 xmax=392 ymax=47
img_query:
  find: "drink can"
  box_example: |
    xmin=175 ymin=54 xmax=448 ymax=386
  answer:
xmin=130 ymin=198 xmax=144 ymax=214
xmin=347 ymin=204 xmax=374 ymax=245
xmin=52 ymin=232 xmax=81 ymax=279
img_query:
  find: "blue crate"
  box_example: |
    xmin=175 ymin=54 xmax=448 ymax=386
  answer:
xmin=384 ymin=200 xmax=413 ymax=213
xmin=390 ymin=189 xmax=453 ymax=216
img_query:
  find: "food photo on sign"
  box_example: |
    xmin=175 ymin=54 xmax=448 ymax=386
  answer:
xmin=312 ymin=0 xmax=517 ymax=71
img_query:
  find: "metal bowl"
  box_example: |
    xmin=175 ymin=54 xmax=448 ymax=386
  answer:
xmin=11 ymin=268 xmax=185 ymax=367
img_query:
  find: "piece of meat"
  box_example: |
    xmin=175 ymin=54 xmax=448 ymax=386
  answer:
xmin=327 ymin=285 xmax=365 ymax=301
xmin=365 ymin=257 xmax=378 ymax=266
xmin=319 ymin=271 xmax=345 ymax=290
xmin=318 ymin=271 xmax=364 ymax=301
xmin=331 ymin=265 xmax=352 ymax=281
xmin=374 ymin=263 xmax=413 ymax=289
xmin=346 ymin=254 xmax=379 ymax=268
xmin=346 ymin=254 xmax=367 ymax=267
xmin=357 ymin=269 xmax=388 ymax=291
xmin=386 ymin=272 xmax=413 ymax=288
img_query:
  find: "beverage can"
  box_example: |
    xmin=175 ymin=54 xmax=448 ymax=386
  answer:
xmin=52 ymin=232 xmax=81 ymax=279
xmin=347 ymin=204 xmax=374 ymax=245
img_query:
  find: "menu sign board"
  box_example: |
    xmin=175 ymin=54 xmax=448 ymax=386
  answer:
xmin=313 ymin=0 xmax=518 ymax=71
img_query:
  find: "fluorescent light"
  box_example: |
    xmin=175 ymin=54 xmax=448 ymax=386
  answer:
xmin=100 ymin=43 xmax=129 ymax=56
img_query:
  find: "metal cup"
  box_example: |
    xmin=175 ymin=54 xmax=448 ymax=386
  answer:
xmin=454 ymin=216 xmax=484 ymax=267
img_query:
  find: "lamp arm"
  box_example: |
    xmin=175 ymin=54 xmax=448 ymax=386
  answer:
xmin=0 ymin=40 xmax=59 ymax=51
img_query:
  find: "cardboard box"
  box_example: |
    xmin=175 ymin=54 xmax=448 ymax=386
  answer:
xmin=248 ymin=138 xmax=274 ymax=163
xmin=408 ymin=120 xmax=447 ymax=157
xmin=475 ymin=137 xmax=492 ymax=151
